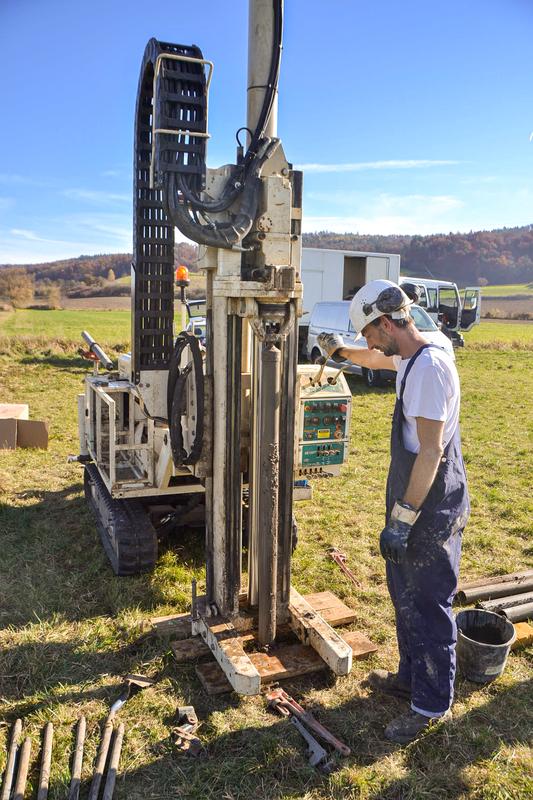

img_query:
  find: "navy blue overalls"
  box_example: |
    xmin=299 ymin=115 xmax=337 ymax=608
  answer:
xmin=386 ymin=344 xmax=470 ymax=716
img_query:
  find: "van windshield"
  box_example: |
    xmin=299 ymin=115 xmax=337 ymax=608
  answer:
xmin=410 ymin=305 xmax=438 ymax=332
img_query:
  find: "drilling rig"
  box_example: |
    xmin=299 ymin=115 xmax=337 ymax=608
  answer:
xmin=77 ymin=0 xmax=354 ymax=693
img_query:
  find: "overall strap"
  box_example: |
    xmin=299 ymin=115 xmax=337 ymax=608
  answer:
xmin=399 ymin=343 xmax=437 ymax=400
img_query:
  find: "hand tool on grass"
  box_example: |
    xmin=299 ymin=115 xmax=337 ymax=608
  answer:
xmin=101 ymin=723 xmax=125 ymax=800
xmin=36 ymin=722 xmax=54 ymax=800
xmin=171 ymin=706 xmax=205 ymax=758
xmin=266 ymin=688 xmax=350 ymax=757
xmin=328 ymin=547 xmax=361 ymax=588
xmin=67 ymin=716 xmax=86 ymax=800
xmin=1 ymin=718 xmax=22 ymax=800
xmin=12 ymin=736 xmax=31 ymax=800
xmin=290 ymin=716 xmax=334 ymax=773
xmin=88 ymin=675 xmax=153 ymax=800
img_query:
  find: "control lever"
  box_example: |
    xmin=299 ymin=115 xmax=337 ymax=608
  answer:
xmin=327 ymin=364 xmax=350 ymax=385
xmin=309 ymin=355 xmax=327 ymax=386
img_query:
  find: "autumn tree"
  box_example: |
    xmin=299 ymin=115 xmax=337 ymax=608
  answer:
xmin=0 ymin=268 xmax=35 ymax=307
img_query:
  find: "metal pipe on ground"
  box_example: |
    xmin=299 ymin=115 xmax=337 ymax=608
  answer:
xmin=481 ymin=592 xmax=533 ymax=613
xmin=68 ymin=716 xmax=86 ymax=800
xmin=499 ymin=602 xmax=533 ymax=624
xmin=458 ymin=578 xmax=533 ymax=604
xmin=102 ymin=723 xmax=125 ymax=800
xmin=1 ymin=718 xmax=22 ymax=800
xmin=12 ymin=736 xmax=31 ymax=800
xmin=37 ymin=722 xmax=54 ymax=800
xmin=455 ymin=570 xmax=533 ymax=603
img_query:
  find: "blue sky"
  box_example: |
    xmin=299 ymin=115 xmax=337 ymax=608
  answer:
xmin=0 ymin=0 xmax=532 ymax=264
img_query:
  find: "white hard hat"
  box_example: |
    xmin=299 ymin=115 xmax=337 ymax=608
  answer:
xmin=349 ymin=279 xmax=413 ymax=340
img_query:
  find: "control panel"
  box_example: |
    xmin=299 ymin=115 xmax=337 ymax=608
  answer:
xmin=294 ymin=365 xmax=352 ymax=478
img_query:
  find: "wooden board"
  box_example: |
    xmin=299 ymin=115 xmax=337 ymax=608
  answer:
xmin=301 ymin=591 xmax=357 ymax=626
xmin=151 ymin=612 xmax=192 ymax=639
xmin=153 ymin=591 xmax=356 ymax=640
xmin=342 ymin=630 xmax=378 ymax=659
xmin=194 ymin=630 xmax=378 ymax=695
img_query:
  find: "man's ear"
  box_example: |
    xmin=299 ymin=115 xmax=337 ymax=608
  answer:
xmin=378 ymin=315 xmax=392 ymax=333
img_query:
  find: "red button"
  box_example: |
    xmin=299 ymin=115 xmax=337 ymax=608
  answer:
xmin=339 ymin=404 xmax=347 ymax=412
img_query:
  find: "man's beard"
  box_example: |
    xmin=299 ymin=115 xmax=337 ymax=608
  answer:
xmin=378 ymin=332 xmax=399 ymax=357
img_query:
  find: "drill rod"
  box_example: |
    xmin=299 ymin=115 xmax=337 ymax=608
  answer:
xmin=87 ymin=714 xmax=114 ymax=800
xmin=36 ymin=722 xmax=54 ymax=800
xmin=102 ymin=723 xmax=125 ymax=800
xmin=1 ymin=718 xmax=22 ymax=800
xmin=67 ymin=716 xmax=86 ymax=800
xmin=12 ymin=736 xmax=31 ymax=800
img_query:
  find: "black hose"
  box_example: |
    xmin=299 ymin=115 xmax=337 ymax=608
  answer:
xmin=174 ymin=0 xmax=283 ymax=217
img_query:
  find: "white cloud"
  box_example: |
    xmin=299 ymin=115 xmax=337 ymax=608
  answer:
xmin=63 ymin=188 xmax=130 ymax=204
xmin=0 ymin=173 xmax=43 ymax=185
xmin=302 ymin=192 xmax=466 ymax=235
xmin=295 ymin=159 xmax=461 ymax=174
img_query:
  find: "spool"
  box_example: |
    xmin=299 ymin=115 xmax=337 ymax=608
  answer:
xmin=456 ymin=609 xmax=516 ymax=683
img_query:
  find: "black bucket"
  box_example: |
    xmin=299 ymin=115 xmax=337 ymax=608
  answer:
xmin=456 ymin=609 xmax=516 ymax=683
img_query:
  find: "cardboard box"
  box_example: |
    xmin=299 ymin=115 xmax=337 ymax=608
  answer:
xmin=0 ymin=403 xmax=49 ymax=450
xmin=0 ymin=403 xmax=29 ymax=420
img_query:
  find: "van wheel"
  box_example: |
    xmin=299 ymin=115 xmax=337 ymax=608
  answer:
xmin=311 ymin=348 xmax=323 ymax=364
xmin=363 ymin=368 xmax=383 ymax=388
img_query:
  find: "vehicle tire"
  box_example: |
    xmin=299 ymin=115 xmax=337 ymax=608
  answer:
xmin=363 ymin=368 xmax=383 ymax=388
xmin=311 ymin=348 xmax=323 ymax=364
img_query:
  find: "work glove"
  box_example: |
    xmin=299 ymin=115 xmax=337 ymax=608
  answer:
xmin=317 ymin=332 xmax=345 ymax=362
xmin=379 ymin=501 xmax=420 ymax=564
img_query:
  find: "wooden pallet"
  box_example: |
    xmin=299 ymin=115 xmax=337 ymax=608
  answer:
xmin=163 ymin=591 xmax=377 ymax=695
xmin=194 ymin=630 xmax=377 ymax=695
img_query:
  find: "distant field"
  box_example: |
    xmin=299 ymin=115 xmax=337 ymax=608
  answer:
xmin=0 ymin=309 xmax=131 ymax=346
xmin=480 ymin=283 xmax=533 ymax=297
xmin=1 ymin=310 xmax=532 ymax=353
xmin=463 ymin=320 xmax=533 ymax=347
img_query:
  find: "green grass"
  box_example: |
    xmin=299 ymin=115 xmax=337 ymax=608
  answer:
xmin=0 ymin=320 xmax=531 ymax=799
xmin=0 ymin=309 xmax=131 ymax=345
xmin=463 ymin=320 xmax=533 ymax=348
xmin=480 ymin=283 xmax=533 ymax=298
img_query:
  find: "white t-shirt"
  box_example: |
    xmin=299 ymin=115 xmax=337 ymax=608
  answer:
xmin=391 ymin=347 xmax=460 ymax=454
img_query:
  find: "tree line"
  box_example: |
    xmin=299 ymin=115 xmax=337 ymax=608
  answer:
xmin=303 ymin=225 xmax=533 ymax=286
xmin=1 ymin=225 xmax=532 ymax=306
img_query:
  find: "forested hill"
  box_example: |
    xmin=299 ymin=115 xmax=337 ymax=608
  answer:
xmin=0 ymin=242 xmax=198 ymax=284
xmin=303 ymin=225 xmax=533 ymax=286
xmin=2 ymin=226 xmax=533 ymax=287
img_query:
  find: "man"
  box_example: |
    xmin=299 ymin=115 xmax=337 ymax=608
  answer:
xmin=317 ymin=279 xmax=469 ymax=744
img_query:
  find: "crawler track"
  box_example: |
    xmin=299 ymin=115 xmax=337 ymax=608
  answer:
xmin=84 ymin=464 xmax=158 ymax=576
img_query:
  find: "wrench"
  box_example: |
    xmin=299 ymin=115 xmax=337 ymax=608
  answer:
xmin=267 ymin=688 xmax=350 ymax=756
xmin=290 ymin=716 xmax=333 ymax=771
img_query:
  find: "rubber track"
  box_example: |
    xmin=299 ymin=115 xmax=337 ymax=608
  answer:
xmin=84 ymin=464 xmax=158 ymax=576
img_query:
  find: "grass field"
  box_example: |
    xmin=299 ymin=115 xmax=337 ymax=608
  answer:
xmin=480 ymin=283 xmax=533 ymax=298
xmin=0 ymin=314 xmax=532 ymax=799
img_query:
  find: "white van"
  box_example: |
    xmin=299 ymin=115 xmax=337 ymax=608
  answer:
xmin=306 ymin=300 xmax=455 ymax=387
xmin=399 ymin=278 xmax=481 ymax=346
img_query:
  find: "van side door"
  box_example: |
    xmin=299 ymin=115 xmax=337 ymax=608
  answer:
xmin=460 ymin=287 xmax=481 ymax=331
